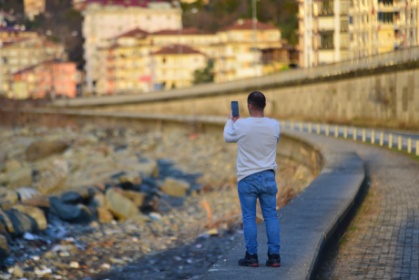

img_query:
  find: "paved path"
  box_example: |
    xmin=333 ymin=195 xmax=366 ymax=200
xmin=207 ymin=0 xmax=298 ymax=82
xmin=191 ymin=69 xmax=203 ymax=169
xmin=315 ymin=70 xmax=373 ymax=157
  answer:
xmin=207 ymin=131 xmax=419 ymax=280
xmin=206 ymin=131 xmax=367 ymax=280
xmin=318 ymin=137 xmax=419 ymax=279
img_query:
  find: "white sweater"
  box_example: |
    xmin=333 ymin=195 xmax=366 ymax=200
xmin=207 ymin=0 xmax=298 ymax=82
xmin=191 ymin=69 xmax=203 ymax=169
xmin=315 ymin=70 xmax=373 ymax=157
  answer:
xmin=223 ymin=117 xmax=280 ymax=182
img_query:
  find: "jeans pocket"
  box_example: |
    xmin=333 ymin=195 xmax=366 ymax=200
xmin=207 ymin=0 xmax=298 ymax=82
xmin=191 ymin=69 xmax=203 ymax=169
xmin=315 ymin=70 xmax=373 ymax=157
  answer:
xmin=263 ymin=178 xmax=278 ymax=195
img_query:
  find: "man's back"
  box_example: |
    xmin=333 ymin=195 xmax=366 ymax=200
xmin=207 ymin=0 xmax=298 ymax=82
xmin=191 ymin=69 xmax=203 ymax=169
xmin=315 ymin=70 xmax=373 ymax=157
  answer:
xmin=224 ymin=117 xmax=280 ymax=181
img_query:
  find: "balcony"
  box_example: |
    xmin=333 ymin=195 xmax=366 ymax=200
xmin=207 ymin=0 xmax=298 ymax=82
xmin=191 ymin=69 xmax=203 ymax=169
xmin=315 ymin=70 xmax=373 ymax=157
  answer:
xmin=318 ymin=16 xmax=335 ymax=31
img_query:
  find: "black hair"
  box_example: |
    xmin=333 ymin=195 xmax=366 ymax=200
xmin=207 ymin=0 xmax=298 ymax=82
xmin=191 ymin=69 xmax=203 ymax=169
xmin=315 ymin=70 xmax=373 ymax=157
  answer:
xmin=247 ymin=91 xmax=266 ymax=110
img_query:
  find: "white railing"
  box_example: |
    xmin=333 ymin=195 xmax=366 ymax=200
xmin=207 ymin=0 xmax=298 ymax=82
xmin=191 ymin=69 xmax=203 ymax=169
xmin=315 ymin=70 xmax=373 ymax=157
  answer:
xmin=283 ymin=120 xmax=419 ymax=156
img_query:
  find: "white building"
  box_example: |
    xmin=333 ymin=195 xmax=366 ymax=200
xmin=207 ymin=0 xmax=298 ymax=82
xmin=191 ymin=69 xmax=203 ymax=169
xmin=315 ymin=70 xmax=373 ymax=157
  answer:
xmin=82 ymin=0 xmax=182 ymax=93
xmin=298 ymin=0 xmax=350 ymax=67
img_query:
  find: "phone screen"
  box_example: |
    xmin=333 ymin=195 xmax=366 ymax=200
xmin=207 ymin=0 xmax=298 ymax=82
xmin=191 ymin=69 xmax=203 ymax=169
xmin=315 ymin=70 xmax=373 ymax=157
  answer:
xmin=231 ymin=101 xmax=239 ymax=117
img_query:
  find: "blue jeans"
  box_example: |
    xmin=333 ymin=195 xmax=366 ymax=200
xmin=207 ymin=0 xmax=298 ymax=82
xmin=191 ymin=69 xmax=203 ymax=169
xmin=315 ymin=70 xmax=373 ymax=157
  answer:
xmin=238 ymin=170 xmax=280 ymax=255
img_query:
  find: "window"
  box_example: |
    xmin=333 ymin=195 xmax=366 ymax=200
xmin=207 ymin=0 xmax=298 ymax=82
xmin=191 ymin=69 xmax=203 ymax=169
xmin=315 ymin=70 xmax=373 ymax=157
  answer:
xmin=378 ymin=12 xmax=394 ymax=23
xmin=320 ymin=0 xmax=334 ymax=15
xmin=320 ymin=31 xmax=334 ymax=49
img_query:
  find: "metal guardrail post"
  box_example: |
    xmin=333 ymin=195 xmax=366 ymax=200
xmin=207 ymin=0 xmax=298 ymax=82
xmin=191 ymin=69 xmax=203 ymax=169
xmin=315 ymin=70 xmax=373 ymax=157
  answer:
xmin=389 ymin=134 xmax=393 ymax=149
xmin=398 ymin=136 xmax=402 ymax=150
xmin=408 ymin=138 xmax=412 ymax=153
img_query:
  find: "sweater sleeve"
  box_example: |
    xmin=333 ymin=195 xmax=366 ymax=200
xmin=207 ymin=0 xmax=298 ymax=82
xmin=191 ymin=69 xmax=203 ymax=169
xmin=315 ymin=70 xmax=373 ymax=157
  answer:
xmin=223 ymin=119 xmax=241 ymax=143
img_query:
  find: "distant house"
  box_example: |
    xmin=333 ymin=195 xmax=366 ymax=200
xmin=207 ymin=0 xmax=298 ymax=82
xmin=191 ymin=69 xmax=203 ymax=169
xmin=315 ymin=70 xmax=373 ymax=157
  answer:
xmin=82 ymin=0 xmax=182 ymax=93
xmin=12 ymin=61 xmax=79 ymax=99
xmin=214 ymin=19 xmax=282 ymax=82
xmin=151 ymin=44 xmax=207 ymax=90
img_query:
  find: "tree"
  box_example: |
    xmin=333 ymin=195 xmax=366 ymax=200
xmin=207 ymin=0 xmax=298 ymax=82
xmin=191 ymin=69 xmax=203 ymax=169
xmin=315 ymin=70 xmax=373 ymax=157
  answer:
xmin=193 ymin=60 xmax=214 ymax=85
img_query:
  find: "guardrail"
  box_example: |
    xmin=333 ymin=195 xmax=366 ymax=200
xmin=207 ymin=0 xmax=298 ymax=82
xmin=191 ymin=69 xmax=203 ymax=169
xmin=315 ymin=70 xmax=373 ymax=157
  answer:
xmin=283 ymin=120 xmax=419 ymax=156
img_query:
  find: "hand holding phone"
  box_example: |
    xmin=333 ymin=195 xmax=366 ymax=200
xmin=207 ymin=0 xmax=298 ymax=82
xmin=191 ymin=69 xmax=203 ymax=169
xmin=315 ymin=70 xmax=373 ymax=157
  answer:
xmin=231 ymin=101 xmax=239 ymax=117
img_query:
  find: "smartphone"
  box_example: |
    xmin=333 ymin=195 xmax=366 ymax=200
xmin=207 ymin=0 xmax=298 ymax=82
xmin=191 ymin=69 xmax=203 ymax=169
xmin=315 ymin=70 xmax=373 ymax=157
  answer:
xmin=231 ymin=101 xmax=239 ymax=117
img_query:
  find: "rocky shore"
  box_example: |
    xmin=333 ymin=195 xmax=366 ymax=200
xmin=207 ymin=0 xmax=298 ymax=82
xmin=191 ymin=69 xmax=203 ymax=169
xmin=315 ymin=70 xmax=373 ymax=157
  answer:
xmin=0 ymin=125 xmax=314 ymax=279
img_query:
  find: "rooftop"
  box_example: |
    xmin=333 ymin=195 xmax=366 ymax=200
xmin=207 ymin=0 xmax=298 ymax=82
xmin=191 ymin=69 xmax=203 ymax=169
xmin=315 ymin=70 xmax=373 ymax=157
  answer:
xmin=86 ymin=0 xmax=176 ymax=8
xmin=152 ymin=44 xmax=203 ymax=55
xmin=221 ymin=19 xmax=278 ymax=31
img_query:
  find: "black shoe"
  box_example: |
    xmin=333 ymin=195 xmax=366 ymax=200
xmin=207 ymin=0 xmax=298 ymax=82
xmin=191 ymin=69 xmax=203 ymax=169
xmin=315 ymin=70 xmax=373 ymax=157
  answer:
xmin=266 ymin=253 xmax=281 ymax=267
xmin=238 ymin=252 xmax=259 ymax=267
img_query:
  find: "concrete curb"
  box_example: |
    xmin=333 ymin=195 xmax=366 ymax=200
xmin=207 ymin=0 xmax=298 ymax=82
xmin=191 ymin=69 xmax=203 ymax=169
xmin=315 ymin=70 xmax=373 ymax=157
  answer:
xmin=205 ymin=130 xmax=366 ymax=280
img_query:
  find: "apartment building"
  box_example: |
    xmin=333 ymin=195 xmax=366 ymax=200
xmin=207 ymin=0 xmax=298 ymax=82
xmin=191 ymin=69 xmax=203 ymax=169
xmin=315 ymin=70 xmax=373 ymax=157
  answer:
xmin=24 ymin=0 xmax=46 ymax=20
xmin=12 ymin=61 xmax=79 ymax=99
xmin=298 ymin=0 xmax=350 ymax=67
xmin=82 ymin=0 xmax=182 ymax=93
xmin=151 ymin=44 xmax=207 ymax=90
xmin=0 ymin=30 xmax=65 ymax=97
xmin=214 ymin=19 xmax=282 ymax=83
xmin=299 ymin=0 xmax=419 ymax=66
xmin=95 ymin=27 xmax=218 ymax=95
xmin=97 ymin=28 xmax=152 ymax=94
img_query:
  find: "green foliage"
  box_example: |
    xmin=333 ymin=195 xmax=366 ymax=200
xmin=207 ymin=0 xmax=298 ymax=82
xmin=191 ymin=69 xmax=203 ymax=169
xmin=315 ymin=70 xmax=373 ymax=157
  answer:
xmin=183 ymin=0 xmax=299 ymax=45
xmin=193 ymin=60 xmax=214 ymax=85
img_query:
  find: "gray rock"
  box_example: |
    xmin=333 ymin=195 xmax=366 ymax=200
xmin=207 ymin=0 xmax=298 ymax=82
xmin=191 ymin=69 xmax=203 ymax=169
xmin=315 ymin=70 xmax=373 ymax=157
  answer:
xmin=5 ymin=209 xmax=35 ymax=236
xmin=49 ymin=197 xmax=93 ymax=224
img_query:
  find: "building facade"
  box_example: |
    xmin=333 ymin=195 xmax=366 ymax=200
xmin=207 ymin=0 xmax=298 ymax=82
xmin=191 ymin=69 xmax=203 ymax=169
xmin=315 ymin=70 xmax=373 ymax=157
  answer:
xmin=151 ymin=44 xmax=207 ymax=90
xmin=299 ymin=0 xmax=419 ymax=67
xmin=298 ymin=0 xmax=350 ymax=67
xmin=82 ymin=0 xmax=182 ymax=93
xmin=12 ymin=61 xmax=79 ymax=99
xmin=214 ymin=19 xmax=282 ymax=83
xmin=0 ymin=30 xmax=65 ymax=97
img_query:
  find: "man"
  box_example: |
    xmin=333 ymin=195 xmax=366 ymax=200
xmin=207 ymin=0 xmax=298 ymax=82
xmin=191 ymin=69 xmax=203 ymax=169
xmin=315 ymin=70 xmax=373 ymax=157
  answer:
xmin=223 ymin=91 xmax=281 ymax=268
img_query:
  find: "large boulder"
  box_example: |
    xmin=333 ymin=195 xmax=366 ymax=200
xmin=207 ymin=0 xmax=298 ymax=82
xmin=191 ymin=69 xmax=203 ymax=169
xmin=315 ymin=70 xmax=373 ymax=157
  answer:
xmin=105 ymin=188 xmax=139 ymax=220
xmin=35 ymin=158 xmax=69 ymax=194
xmin=12 ymin=205 xmax=47 ymax=231
xmin=49 ymin=197 xmax=93 ymax=224
xmin=122 ymin=190 xmax=146 ymax=207
xmin=60 ymin=187 xmax=95 ymax=205
xmin=5 ymin=209 xmax=35 ymax=236
xmin=160 ymin=178 xmax=190 ymax=198
xmin=25 ymin=140 xmax=69 ymax=162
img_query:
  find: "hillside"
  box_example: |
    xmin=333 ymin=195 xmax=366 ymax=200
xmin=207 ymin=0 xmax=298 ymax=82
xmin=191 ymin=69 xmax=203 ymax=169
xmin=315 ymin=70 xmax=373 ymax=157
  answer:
xmin=1 ymin=0 xmax=298 ymax=68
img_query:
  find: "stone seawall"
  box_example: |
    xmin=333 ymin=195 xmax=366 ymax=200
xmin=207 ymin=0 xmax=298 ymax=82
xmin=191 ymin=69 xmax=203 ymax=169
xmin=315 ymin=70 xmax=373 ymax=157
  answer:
xmin=0 ymin=110 xmax=323 ymax=176
xmin=50 ymin=67 xmax=419 ymax=130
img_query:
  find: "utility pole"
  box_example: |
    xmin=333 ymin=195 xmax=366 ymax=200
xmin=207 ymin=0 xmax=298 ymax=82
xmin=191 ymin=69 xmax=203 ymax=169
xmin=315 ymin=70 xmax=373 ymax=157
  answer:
xmin=252 ymin=0 xmax=258 ymax=77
